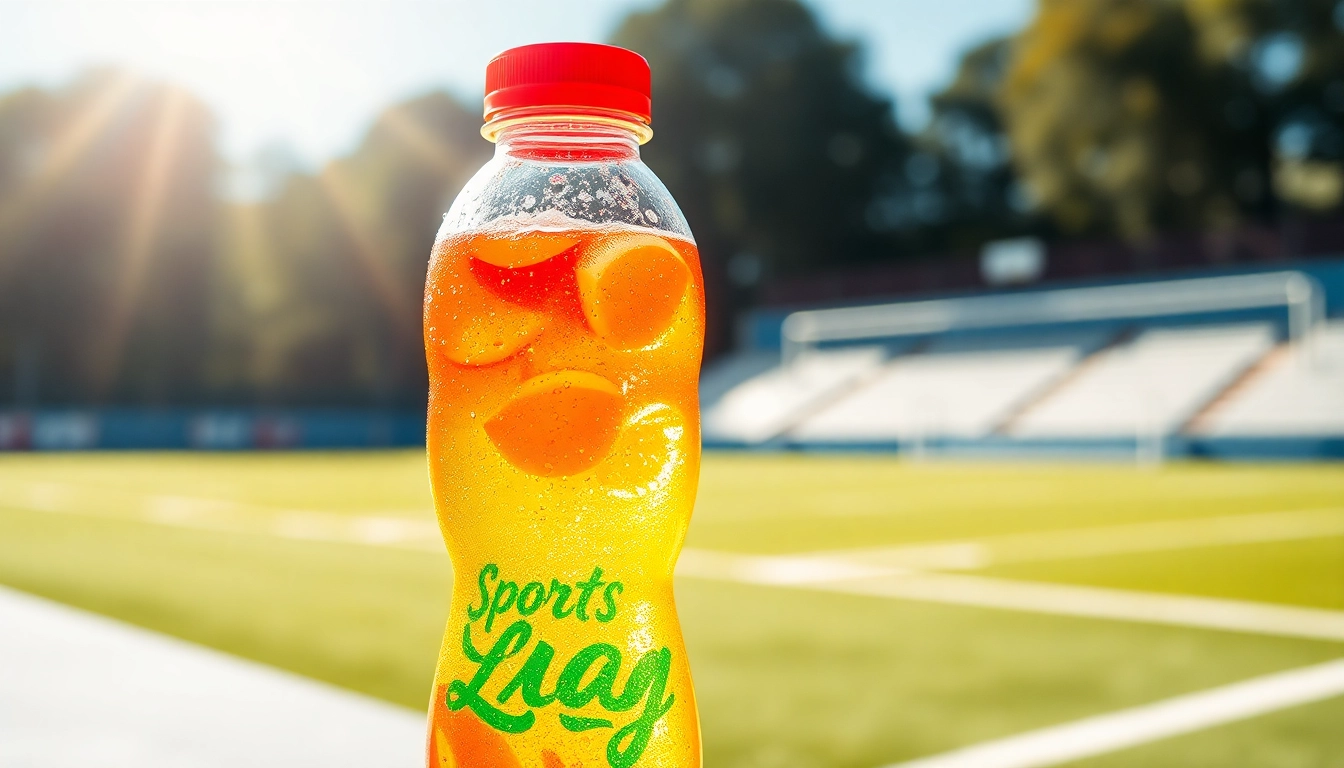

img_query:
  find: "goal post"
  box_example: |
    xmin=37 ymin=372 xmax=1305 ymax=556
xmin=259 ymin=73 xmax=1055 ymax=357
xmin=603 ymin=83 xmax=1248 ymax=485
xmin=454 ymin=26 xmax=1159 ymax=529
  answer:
xmin=781 ymin=271 xmax=1325 ymax=366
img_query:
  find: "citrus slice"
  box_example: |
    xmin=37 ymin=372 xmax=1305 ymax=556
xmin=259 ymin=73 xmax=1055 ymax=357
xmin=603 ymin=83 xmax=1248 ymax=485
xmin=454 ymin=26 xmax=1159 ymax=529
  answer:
xmin=577 ymin=234 xmax=690 ymax=349
xmin=436 ymin=309 xmax=543 ymax=366
xmin=424 ymin=252 xmax=544 ymax=366
xmin=431 ymin=707 xmax=523 ymax=768
xmin=485 ymin=370 xmax=623 ymax=476
xmin=471 ymin=231 xmax=580 ymax=269
xmin=595 ymin=403 xmax=688 ymax=499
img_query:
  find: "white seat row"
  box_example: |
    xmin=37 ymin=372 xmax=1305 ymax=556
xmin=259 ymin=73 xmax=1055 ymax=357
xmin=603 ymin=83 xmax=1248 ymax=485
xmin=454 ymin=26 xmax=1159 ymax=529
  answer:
xmin=1010 ymin=324 xmax=1276 ymax=437
xmin=791 ymin=328 xmax=1111 ymax=441
xmin=702 ymin=346 xmax=888 ymax=443
xmin=1197 ymin=321 xmax=1344 ymax=436
xmin=700 ymin=319 xmax=1344 ymax=445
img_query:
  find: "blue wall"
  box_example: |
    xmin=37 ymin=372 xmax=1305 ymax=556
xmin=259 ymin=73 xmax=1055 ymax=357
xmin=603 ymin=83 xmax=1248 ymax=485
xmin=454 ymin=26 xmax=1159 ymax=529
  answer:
xmin=0 ymin=409 xmax=425 ymax=451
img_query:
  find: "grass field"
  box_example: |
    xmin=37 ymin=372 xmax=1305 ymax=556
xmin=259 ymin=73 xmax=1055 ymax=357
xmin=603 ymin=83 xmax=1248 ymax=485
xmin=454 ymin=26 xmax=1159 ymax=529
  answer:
xmin=1 ymin=452 xmax=1342 ymax=767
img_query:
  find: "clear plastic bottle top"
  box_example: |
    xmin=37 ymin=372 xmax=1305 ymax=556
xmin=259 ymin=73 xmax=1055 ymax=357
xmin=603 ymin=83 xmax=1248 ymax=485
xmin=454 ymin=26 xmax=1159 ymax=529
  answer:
xmin=440 ymin=43 xmax=692 ymax=242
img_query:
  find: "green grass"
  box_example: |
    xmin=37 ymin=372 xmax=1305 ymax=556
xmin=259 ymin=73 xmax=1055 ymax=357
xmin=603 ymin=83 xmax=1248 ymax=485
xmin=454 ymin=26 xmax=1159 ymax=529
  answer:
xmin=691 ymin=455 xmax=1344 ymax=552
xmin=1065 ymin=695 xmax=1344 ymax=768
xmin=1 ymin=452 xmax=1342 ymax=766
xmin=986 ymin=536 xmax=1344 ymax=611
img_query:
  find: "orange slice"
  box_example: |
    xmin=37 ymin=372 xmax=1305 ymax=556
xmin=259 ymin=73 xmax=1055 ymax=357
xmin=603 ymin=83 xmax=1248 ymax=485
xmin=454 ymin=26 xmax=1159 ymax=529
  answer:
xmin=430 ymin=726 xmax=455 ymax=768
xmin=425 ymin=251 xmax=544 ymax=366
xmin=595 ymin=403 xmax=688 ymax=499
xmin=577 ymin=234 xmax=690 ymax=349
xmin=471 ymin=231 xmax=580 ymax=269
xmin=436 ymin=309 xmax=543 ymax=366
xmin=485 ymin=370 xmax=623 ymax=476
xmin=431 ymin=708 xmax=522 ymax=768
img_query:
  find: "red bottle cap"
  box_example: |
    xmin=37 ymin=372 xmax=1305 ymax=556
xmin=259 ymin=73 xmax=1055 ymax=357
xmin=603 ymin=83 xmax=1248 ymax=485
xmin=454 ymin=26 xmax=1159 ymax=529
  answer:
xmin=483 ymin=42 xmax=652 ymax=126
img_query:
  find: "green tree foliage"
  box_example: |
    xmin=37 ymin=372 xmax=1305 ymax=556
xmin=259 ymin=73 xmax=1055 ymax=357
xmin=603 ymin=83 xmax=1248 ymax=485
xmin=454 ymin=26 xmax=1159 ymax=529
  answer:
xmin=1000 ymin=0 xmax=1344 ymax=239
xmin=0 ymin=70 xmax=219 ymax=405
xmin=1194 ymin=0 xmax=1344 ymax=214
xmin=214 ymin=92 xmax=489 ymax=406
xmin=611 ymin=0 xmax=917 ymax=349
xmin=924 ymin=37 xmax=1039 ymax=243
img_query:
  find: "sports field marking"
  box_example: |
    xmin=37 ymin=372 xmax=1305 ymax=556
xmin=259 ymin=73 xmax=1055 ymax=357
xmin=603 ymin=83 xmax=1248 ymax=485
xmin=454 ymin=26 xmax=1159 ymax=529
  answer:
xmin=818 ymin=506 xmax=1344 ymax=571
xmin=0 ymin=480 xmax=442 ymax=549
xmin=9 ymin=482 xmax=1344 ymax=641
xmin=675 ymin=549 xmax=1344 ymax=642
xmin=820 ymin=570 xmax=1344 ymax=643
xmin=881 ymin=656 xmax=1344 ymax=768
xmin=9 ymin=481 xmax=1344 ymax=566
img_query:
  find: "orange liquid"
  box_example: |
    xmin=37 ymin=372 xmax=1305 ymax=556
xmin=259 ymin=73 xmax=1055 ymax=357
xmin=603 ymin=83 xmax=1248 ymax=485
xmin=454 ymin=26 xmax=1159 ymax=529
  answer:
xmin=423 ymin=218 xmax=705 ymax=768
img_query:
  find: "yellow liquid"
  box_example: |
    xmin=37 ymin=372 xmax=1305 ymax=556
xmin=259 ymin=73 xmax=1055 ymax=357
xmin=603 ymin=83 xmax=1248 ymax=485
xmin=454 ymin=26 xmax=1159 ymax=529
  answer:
xmin=423 ymin=220 xmax=705 ymax=768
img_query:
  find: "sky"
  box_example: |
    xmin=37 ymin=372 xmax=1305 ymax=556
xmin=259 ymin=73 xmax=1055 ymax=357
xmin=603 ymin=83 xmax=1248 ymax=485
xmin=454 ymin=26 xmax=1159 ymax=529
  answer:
xmin=1 ymin=0 xmax=1034 ymax=167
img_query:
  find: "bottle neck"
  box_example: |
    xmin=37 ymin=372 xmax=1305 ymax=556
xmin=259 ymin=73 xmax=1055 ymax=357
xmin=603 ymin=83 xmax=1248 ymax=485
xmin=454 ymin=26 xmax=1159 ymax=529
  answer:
xmin=488 ymin=111 xmax=648 ymax=162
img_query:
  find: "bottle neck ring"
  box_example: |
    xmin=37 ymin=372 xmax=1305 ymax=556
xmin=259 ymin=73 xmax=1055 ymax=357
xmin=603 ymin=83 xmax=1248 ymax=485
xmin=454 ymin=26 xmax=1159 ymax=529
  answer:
xmin=483 ymin=107 xmax=652 ymax=146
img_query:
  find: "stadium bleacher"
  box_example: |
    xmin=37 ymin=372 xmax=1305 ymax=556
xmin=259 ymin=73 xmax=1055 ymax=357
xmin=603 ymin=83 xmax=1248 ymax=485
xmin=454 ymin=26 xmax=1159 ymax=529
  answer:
xmin=702 ymin=345 xmax=891 ymax=444
xmin=1009 ymin=323 xmax=1278 ymax=438
xmin=790 ymin=327 xmax=1114 ymax=443
xmin=1195 ymin=320 xmax=1344 ymax=437
xmin=701 ymin=261 xmax=1344 ymax=458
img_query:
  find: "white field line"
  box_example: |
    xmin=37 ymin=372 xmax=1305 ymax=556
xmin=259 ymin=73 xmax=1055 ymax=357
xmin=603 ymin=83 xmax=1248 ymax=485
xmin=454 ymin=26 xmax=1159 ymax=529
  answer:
xmin=882 ymin=657 xmax=1344 ymax=768
xmin=8 ymin=482 xmax=1344 ymax=641
xmin=0 ymin=480 xmax=442 ymax=550
xmin=675 ymin=549 xmax=1344 ymax=643
xmin=8 ymin=480 xmax=1344 ymax=568
xmin=817 ymin=507 xmax=1344 ymax=571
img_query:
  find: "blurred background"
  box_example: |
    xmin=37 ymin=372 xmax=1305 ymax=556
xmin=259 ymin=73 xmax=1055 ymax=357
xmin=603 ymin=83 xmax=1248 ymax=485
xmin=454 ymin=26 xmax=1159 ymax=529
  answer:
xmin=1 ymin=1 xmax=1343 ymax=767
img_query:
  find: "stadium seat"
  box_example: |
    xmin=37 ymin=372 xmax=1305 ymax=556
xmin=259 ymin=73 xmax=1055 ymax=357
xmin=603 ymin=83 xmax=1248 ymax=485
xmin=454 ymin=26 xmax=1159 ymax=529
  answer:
xmin=702 ymin=346 xmax=889 ymax=444
xmin=1010 ymin=323 xmax=1277 ymax=438
xmin=1194 ymin=320 xmax=1344 ymax=436
xmin=790 ymin=328 xmax=1113 ymax=442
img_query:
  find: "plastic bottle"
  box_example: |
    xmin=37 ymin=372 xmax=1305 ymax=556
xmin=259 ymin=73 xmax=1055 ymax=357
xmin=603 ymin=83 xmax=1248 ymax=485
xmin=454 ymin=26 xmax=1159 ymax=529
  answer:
xmin=423 ymin=42 xmax=704 ymax=768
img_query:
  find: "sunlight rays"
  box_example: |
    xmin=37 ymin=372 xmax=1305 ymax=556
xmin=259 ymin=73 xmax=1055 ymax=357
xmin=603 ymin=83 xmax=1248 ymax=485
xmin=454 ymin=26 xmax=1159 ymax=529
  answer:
xmin=90 ymin=87 xmax=189 ymax=394
xmin=221 ymin=202 xmax=300 ymax=391
xmin=318 ymin=165 xmax=420 ymax=338
xmin=0 ymin=73 xmax=139 ymax=240
xmin=378 ymin=108 xmax=462 ymax=175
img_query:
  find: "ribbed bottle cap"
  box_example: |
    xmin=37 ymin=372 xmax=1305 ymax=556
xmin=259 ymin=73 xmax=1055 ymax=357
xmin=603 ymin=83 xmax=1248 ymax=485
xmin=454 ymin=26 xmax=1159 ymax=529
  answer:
xmin=483 ymin=42 xmax=652 ymax=125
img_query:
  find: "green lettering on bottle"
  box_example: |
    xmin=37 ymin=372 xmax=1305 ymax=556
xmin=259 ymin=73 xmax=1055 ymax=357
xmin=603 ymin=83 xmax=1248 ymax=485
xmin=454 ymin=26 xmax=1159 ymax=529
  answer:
xmin=450 ymin=565 xmax=672 ymax=767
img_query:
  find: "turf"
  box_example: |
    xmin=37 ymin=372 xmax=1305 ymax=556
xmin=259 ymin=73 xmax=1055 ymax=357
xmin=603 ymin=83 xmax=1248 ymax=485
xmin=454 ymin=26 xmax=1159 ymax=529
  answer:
xmin=1 ymin=452 xmax=1342 ymax=766
xmin=986 ymin=536 xmax=1344 ymax=611
xmin=1065 ymin=694 xmax=1344 ymax=768
xmin=690 ymin=455 xmax=1344 ymax=553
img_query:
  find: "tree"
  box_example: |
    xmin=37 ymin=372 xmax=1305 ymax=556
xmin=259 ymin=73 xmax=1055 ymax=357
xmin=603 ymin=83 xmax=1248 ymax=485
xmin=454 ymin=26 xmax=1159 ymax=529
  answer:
xmin=611 ymin=0 xmax=916 ymax=353
xmin=0 ymin=70 xmax=220 ymax=405
xmin=1000 ymin=0 xmax=1344 ymax=240
xmin=924 ymin=37 xmax=1042 ymax=244
xmin=215 ymin=91 xmax=489 ymax=406
xmin=1185 ymin=0 xmax=1344 ymax=214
